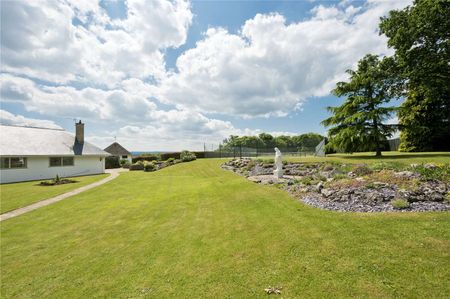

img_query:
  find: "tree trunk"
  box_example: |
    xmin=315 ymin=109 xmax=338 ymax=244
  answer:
xmin=375 ymin=148 xmax=382 ymax=157
xmin=373 ymin=117 xmax=382 ymax=157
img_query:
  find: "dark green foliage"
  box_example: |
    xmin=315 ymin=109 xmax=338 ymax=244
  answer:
xmin=322 ymin=55 xmax=399 ymax=156
xmin=105 ymin=156 xmax=120 ymax=169
xmin=392 ymin=198 xmax=410 ymax=209
xmin=160 ymin=152 xmax=181 ymax=160
xmin=379 ymin=0 xmax=450 ymax=151
xmin=130 ymin=161 xmax=144 ymax=171
xmin=180 ymin=150 xmax=196 ymax=162
xmin=132 ymin=154 xmax=160 ymax=163
xmin=221 ymin=132 xmax=324 ymax=151
xmin=144 ymin=162 xmax=156 ymax=172
xmin=411 ymin=164 xmax=450 ymax=181
xmin=39 ymin=175 xmax=77 ymax=186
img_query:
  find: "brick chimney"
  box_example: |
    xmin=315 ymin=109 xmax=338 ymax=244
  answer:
xmin=75 ymin=120 xmax=84 ymax=144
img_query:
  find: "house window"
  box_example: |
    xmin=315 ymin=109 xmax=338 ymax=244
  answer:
xmin=121 ymin=155 xmax=128 ymax=159
xmin=0 ymin=157 xmax=9 ymax=169
xmin=49 ymin=157 xmax=62 ymax=167
xmin=63 ymin=157 xmax=74 ymax=166
xmin=1 ymin=157 xmax=27 ymax=169
xmin=49 ymin=157 xmax=74 ymax=167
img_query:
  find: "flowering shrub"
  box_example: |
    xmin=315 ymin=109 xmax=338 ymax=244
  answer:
xmin=180 ymin=150 xmax=196 ymax=162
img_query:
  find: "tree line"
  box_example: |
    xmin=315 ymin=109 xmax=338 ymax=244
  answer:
xmin=323 ymin=0 xmax=449 ymax=155
xmin=222 ymin=133 xmax=324 ymax=151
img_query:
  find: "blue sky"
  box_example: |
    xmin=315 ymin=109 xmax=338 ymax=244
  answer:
xmin=0 ymin=0 xmax=409 ymax=151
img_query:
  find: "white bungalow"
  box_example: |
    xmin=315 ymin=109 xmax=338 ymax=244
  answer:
xmin=104 ymin=142 xmax=132 ymax=163
xmin=0 ymin=121 xmax=110 ymax=184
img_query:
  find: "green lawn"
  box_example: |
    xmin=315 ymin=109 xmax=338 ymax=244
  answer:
xmin=0 ymin=173 xmax=109 ymax=213
xmin=282 ymin=151 xmax=450 ymax=165
xmin=1 ymin=159 xmax=449 ymax=298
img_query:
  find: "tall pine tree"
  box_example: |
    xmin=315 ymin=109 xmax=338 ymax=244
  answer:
xmin=322 ymin=55 xmax=399 ymax=156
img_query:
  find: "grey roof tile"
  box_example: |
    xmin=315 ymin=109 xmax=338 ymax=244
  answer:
xmin=0 ymin=125 xmax=110 ymax=156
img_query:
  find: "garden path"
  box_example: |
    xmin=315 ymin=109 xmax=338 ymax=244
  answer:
xmin=0 ymin=169 xmax=127 ymax=222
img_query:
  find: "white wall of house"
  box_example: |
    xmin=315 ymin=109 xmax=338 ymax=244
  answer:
xmin=0 ymin=156 xmax=105 ymax=184
xmin=122 ymin=155 xmax=132 ymax=163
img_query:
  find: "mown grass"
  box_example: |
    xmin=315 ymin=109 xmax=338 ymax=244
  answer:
xmin=0 ymin=173 xmax=109 ymax=213
xmin=1 ymin=159 xmax=449 ymax=298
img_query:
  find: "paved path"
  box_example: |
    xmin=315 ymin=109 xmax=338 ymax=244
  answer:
xmin=0 ymin=169 xmax=127 ymax=222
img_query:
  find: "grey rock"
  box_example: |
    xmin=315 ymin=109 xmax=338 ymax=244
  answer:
xmin=321 ymin=188 xmax=333 ymax=197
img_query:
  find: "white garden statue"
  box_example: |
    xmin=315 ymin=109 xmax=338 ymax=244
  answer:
xmin=273 ymin=147 xmax=284 ymax=178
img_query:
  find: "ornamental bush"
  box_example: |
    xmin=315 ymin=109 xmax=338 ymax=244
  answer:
xmin=180 ymin=150 xmax=196 ymax=162
xmin=391 ymin=199 xmax=409 ymax=210
xmin=144 ymin=161 xmax=156 ymax=172
xmin=132 ymin=154 xmax=160 ymax=163
xmin=129 ymin=161 xmax=144 ymax=171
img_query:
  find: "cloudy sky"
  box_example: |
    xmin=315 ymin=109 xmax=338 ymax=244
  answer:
xmin=0 ymin=0 xmax=410 ymax=151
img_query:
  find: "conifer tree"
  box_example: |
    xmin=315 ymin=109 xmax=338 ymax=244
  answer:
xmin=322 ymin=54 xmax=399 ymax=156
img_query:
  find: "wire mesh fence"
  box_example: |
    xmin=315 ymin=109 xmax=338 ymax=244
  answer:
xmin=203 ymin=146 xmax=317 ymax=159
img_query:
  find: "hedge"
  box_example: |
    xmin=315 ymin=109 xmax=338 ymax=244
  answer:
xmin=105 ymin=156 xmax=120 ymax=169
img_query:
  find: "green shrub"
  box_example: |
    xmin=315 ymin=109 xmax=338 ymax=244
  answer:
xmin=144 ymin=161 xmax=156 ymax=172
xmin=166 ymin=157 xmax=175 ymax=163
xmin=180 ymin=150 xmax=196 ymax=162
xmin=130 ymin=161 xmax=144 ymax=171
xmin=391 ymin=199 xmax=410 ymax=210
xmin=160 ymin=152 xmax=181 ymax=160
xmin=122 ymin=161 xmax=131 ymax=168
xmin=410 ymin=163 xmax=450 ymax=181
xmin=132 ymin=154 xmax=160 ymax=163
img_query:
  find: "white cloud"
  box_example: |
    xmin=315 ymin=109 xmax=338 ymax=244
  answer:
xmin=0 ymin=73 xmax=277 ymax=151
xmin=158 ymin=0 xmax=411 ymax=118
xmin=87 ymin=113 xmax=298 ymax=151
xmin=0 ymin=0 xmax=192 ymax=87
xmin=0 ymin=109 xmax=62 ymax=129
xmin=0 ymin=0 xmax=411 ymax=150
xmin=0 ymin=74 xmax=157 ymax=121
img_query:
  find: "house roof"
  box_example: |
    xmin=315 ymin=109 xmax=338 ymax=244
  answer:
xmin=104 ymin=142 xmax=131 ymax=156
xmin=0 ymin=125 xmax=110 ymax=156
